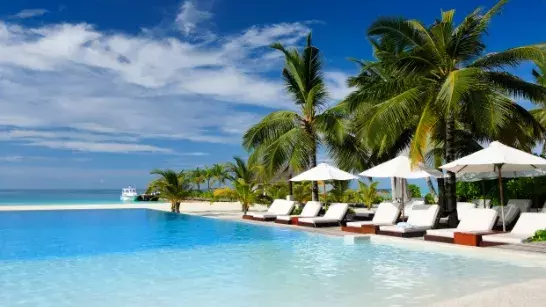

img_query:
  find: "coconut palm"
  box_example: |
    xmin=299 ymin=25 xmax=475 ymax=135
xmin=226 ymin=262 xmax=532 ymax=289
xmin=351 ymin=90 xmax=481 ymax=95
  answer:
xmin=149 ymin=169 xmax=192 ymax=213
xmin=243 ymin=33 xmax=345 ymax=201
xmin=356 ymin=181 xmax=379 ymax=209
xmin=346 ymin=0 xmax=546 ymax=225
xmin=203 ymin=166 xmax=214 ymax=191
xmin=530 ymin=61 xmax=546 ymax=152
xmin=213 ymin=157 xmax=261 ymax=214
xmin=190 ymin=168 xmax=205 ymax=191
xmin=211 ymin=163 xmax=229 ymax=188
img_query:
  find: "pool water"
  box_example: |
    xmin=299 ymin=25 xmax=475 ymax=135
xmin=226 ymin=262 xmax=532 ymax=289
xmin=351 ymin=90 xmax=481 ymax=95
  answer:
xmin=0 ymin=209 xmax=544 ymax=306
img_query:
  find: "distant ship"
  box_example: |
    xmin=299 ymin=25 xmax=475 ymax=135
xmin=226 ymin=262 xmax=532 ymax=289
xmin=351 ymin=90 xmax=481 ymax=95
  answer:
xmin=120 ymin=186 xmax=138 ymax=201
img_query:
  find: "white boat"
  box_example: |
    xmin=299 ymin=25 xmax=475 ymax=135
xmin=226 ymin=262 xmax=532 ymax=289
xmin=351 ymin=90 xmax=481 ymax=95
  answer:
xmin=120 ymin=186 xmax=138 ymax=201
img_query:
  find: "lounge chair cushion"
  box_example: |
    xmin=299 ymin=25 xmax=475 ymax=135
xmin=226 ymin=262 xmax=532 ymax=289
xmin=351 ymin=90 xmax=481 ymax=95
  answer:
xmin=457 ymin=208 xmax=498 ymax=232
xmin=402 ymin=199 xmax=425 ymax=218
xmin=379 ymin=225 xmax=431 ymax=233
xmin=426 ymin=228 xmax=458 ymax=238
xmin=406 ymin=205 xmax=439 ymax=227
xmin=494 ymin=205 xmax=520 ymax=227
xmin=299 ymin=203 xmax=348 ymax=224
xmin=251 ymin=200 xmax=295 ymax=218
xmin=456 ymin=202 xmax=477 ymax=221
xmin=483 ymin=213 xmax=546 ymax=244
xmin=507 ymin=199 xmax=532 ymax=213
xmin=371 ymin=202 xmax=400 ymax=224
xmin=473 ymin=199 xmax=491 ymax=209
xmin=346 ymin=221 xmax=393 ymax=227
xmin=276 ymin=201 xmax=322 ymax=221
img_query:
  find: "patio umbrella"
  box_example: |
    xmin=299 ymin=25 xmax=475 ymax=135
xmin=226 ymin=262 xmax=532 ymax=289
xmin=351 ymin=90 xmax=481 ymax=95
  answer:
xmin=290 ymin=163 xmax=358 ymax=200
xmin=441 ymin=141 xmax=546 ymax=231
xmin=359 ymin=156 xmax=444 ymax=215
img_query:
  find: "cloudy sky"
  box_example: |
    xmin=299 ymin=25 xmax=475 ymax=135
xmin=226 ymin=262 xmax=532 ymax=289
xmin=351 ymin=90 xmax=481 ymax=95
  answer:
xmin=0 ymin=0 xmax=545 ymax=189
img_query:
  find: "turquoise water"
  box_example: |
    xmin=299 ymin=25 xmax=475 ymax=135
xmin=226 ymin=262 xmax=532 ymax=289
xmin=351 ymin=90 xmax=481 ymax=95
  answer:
xmin=0 ymin=209 xmax=545 ymax=306
xmin=0 ymin=189 xmax=134 ymax=205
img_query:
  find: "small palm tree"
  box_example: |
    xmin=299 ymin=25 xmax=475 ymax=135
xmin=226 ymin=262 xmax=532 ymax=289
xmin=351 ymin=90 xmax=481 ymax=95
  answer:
xmin=214 ymin=157 xmax=259 ymax=214
xmin=211 ymin=163 xmax=229 ymax=188
xmin=150 ymin=169 xmax=192 ymax=213
xmin=328 ymin=180 xmax=350 ymax=203
xmin=357 ymin=181 xmax=379 ymax=209
xmin=190 ymin=168 xmax=205 ymax=191
xmin=243 ymin=33 xmax=345 ymax=201
xmin=203 ymin=166 xmax=214 ymax=191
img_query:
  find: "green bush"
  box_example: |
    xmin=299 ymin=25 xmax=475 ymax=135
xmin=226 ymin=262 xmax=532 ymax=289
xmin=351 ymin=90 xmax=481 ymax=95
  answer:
xmin=456 ymin=181 xmax=482 ymax=202
xmin=408 ymin=184 xmax=421 ymax=198
xmin=529 ymin=229 xmax=546 ymax=242
xmin=424 ymin=193 xmax=435 ymax=204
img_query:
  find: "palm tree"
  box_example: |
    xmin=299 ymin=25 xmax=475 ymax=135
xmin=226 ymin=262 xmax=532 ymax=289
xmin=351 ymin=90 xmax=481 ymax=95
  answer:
xmin=149 ymin=169 xmax=192 ymax=213
xmin=530 ymin=61 xmax=546 ymax=152
xmin=211 ymin=163 xmax=228 ymax=188
xmin=243 ymin=33 xmax=345 ymax=201
xmin=346 ymin=0 xmax=546 ymax=226
xmin=203 ymin=166 xmax=214 ymax=191
xmin=215 ymin=157 xmax=259 ymax=214
xmin=356 ymin=181 xmax=379 ymax=209
xmin=190 ymin=168 xmax=205 ymax=191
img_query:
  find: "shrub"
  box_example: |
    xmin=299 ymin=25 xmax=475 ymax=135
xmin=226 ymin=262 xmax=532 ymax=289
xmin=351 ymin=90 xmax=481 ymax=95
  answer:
xmin=408 ymin=184 xmax=421 ymax=198
xmin=424 ymin=193 xmax=435 ymax=204
xmin=529 ymin=229 xmax=546 ymax=242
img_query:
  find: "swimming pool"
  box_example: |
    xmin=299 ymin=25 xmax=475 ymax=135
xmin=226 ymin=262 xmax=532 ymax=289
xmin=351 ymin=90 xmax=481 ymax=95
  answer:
xmin=0 ymin=209 xmax=544 ymax=306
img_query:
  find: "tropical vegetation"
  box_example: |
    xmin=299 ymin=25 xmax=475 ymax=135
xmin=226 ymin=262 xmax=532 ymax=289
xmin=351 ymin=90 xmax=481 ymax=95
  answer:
xmin=148 ymin=169 xmax=193 ymax=213
xmin=147 ymin=0 xmax=546 ymax=217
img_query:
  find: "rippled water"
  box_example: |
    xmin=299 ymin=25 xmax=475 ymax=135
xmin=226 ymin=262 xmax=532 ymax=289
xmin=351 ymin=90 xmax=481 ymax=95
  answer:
xmin=0 ymin=209 xmax=544 ymax=307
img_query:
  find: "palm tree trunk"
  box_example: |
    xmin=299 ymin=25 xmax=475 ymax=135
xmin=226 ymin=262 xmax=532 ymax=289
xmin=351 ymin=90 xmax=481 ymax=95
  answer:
xmin=197 ymin=183 xmax=201 ymax=191
xmin=170 ymin=201 xmax=176 ymax=213
xmin=310 ymin=142 xmax=319 ymax=201
xmin=445 ymin=115 xmax=458 ymax=227
xmin=175 ymin=202 xmax=181 ymax=213
xmin=425 ymin=177 xmax=438 ymax=202
xmin=207 ymin=179 xmax=211 ymax=191
xmin=288 ymin=173 xmax=293 ymax=198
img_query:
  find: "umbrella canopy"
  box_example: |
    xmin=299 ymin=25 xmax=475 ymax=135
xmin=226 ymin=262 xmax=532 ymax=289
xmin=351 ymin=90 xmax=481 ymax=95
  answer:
xmin=441 ymin=141 xmax=546 ymax=174
xmin=290 ymin=163 xmax=358 ymax=182
xmin=441 ymin=141 xmax=546 ymax=231
xmin=360 ymin=156 xmax=444 ymax=179
xmin=457 ymin=169 xmax=546 ymax=182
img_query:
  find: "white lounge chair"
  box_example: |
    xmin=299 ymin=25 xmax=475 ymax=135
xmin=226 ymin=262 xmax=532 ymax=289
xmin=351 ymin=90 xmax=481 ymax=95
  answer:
xmin=507 ymin=199 xmax=532 ymax=213
xmin=402 ymin=199 xmax=425 ymax=218
xmin=249 ymin=200 xmax=295 ymax=221
xmin=379 ymin=205 xmax=440 ymax=237
xmin=439 ymin=202 xmax=477 ymax=223
xmin=298 ymin=203 xmax=349 ymax=227
xmin=342 ymin=202 xmax=400 ymax=234
xmin=275 ymin=201 xmax=322 ymax=224
xmin=425 ymin=208 xmax=498 ymax=243
xmin=482 ymin=213 xmax=546 ymax=246
xmin=493 ymin=205 xmax=520 ymax=228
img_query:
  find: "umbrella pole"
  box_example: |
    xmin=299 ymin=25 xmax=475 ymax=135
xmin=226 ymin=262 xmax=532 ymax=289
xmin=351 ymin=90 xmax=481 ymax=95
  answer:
xmin=497 ymin=164 xmax=506 ymax=232
xmin=481 ymin=180 xmax=486 ymax=208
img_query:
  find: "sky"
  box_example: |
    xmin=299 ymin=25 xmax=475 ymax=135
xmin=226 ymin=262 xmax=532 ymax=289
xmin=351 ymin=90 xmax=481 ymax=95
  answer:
xmin=0 ymin=0 xmax=545 ymax=190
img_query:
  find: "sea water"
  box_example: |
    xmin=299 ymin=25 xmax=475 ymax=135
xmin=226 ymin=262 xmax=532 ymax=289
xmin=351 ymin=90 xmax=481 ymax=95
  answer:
xmin=0 ymin=189 xmax=130 ymax=205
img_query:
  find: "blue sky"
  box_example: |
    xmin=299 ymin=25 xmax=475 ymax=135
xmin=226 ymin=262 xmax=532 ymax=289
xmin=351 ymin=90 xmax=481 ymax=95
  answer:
xmin=0 ymin=0 xmax=545 ymax=189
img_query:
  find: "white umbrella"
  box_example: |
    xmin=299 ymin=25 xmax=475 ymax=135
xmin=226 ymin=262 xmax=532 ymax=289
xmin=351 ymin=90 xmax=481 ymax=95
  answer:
xmin=441 ymin=141 xmax=546 ymax=231
xmin=290 ymin=163 xmax=358 ymax=181
xmin=360 ymin=156 xmax=444 ymax=179
xmin=359 ymin=156 xmax=443 ymax=216
xmin=290 ymin=163 xmax=358 ymax=201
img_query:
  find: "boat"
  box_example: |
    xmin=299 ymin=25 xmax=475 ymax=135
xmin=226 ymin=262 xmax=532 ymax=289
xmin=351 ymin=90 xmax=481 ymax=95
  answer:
xmin=120 ymin=186 xmax=138 ymax=201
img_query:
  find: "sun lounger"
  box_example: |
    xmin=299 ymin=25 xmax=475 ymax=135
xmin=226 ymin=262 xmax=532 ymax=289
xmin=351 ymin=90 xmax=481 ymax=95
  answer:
xmin=275 ymin=201 xmax=322 ymax=224
xmin=508 ymin=199 xmax=532 ymax=213
xmin=245 ymin=199 xmax=295 ymax=221
xmin=243 ymin=199 xmax=284 ymax=220
xmin=481 ymin=213 xmax=546 ymax=246
xmin=425 ymin=208 xmax=498 ymax=244
xmin=353 ymin=207 xmax=376 ymax=220
xmin=493 ymin=205 xmax=520 ymax=228
xmin=298 ymin=203 xmax=349 ymax=227
xmin=379 ymin=205 xmax=440 ymax=238
xmin=342 ymin=202 xmax=400 ymax=234
xmin=402 ymin=199 xmax=425 ymax=218
xmin=439 ymin=202 xmax=477 ymax=223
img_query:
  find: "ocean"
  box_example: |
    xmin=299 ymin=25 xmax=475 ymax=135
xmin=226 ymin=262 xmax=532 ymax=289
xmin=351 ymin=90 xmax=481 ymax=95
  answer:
xmin=0 ymin=189 xmax=134 ymax=205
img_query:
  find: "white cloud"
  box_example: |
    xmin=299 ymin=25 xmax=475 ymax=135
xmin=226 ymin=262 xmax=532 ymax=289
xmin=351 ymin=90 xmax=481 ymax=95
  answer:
xmin=11 ymin=9 xmax=48 ymax=19
xmin=175 ymin=1 xmax=213 ymax=36
xmin=0 ymin=6 xmax=350 ymax=157
xmin=26 ymin=141 xmax=173 ymax=153
xmin=325 ymin=71 xmax=353 ymax=101
xmin=0 ymin=155 xmax=25 ymax=162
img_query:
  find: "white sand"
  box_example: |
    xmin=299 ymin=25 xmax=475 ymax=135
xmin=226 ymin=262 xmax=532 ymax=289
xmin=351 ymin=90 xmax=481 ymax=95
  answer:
xmin=431 ymin=279 xmax=546 ymax=307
